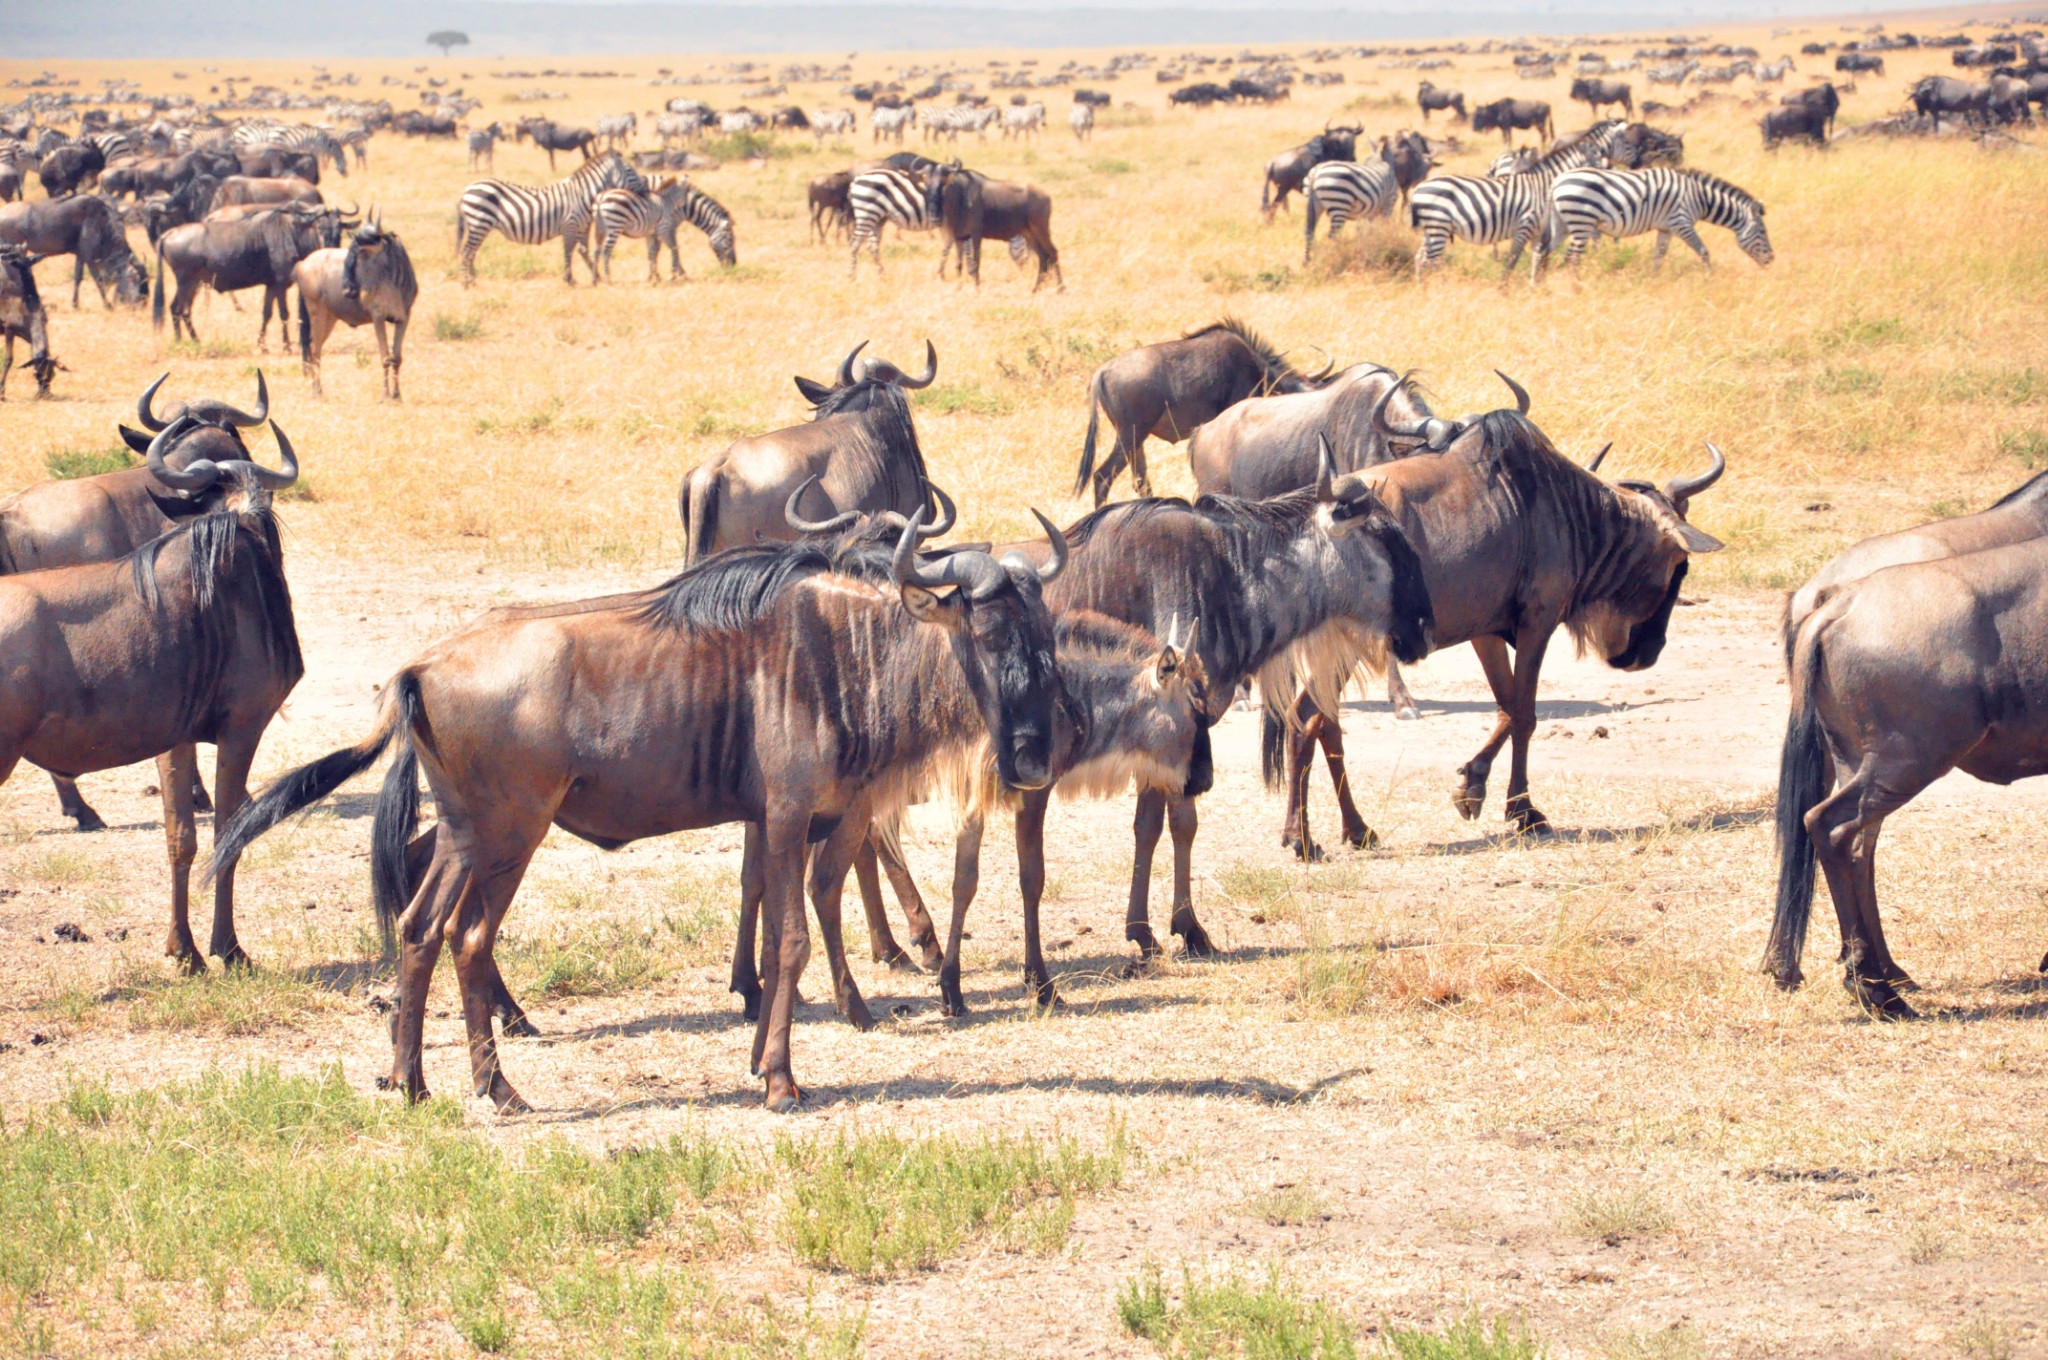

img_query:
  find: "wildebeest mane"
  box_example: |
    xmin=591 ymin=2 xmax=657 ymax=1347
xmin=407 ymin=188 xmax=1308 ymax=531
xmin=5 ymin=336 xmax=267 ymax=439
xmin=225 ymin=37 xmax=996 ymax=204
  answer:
xmin=637 ymin=542 xmax=845 ymax=632
xmin=1987 ymin=467 xmax=2048 ymax=509
xmin=343 ymin=225 xmax=417 ymax=305
xmin=1182 ymin=316 xmax=1298 ymax=383
xmin=804 ymin=375 xmax=932 ymax=516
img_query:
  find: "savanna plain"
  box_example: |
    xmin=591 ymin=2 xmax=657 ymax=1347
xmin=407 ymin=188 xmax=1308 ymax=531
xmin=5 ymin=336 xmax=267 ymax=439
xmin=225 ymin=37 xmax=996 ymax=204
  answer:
xmin=4 ymin=13 xmax=2048 ymax=1358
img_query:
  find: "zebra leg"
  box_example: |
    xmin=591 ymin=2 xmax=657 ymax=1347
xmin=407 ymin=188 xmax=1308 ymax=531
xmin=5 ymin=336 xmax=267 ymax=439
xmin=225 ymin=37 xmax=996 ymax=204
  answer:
xmin=1652 ymin=230 xmax=1673 ymax=270
xmin=1673 ymin=221 xmax=1712 ymax=270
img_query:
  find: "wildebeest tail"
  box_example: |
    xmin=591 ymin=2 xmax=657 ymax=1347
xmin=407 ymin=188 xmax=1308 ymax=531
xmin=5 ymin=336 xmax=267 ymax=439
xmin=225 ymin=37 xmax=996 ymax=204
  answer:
xmin=1073 ymin=372 xmax=1105 ymax=497
xmin=679 ymin=466 xmax=718 ymax=567
xmin=1261 ymin=706 xmax=1286 ymax=790
xmin=150 ymin=236 xmax=165 ymax=329
xmin=1259 ymin=168 xmax=1272 ymax=213
xmin=368 ymin=672 xmax=427 ymax=953
xmin=1768 ymin=611 xmax=1831 ymax=989
xmin=296 ymin=292 xmax=311 ymax=365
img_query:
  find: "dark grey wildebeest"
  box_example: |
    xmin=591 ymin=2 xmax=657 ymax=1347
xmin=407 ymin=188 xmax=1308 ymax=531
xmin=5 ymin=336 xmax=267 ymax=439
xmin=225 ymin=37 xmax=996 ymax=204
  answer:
xmin=678 ymin=340 xmax=940 ymax=565
xmin=37 ymin=143 xmax=105 ymax=198
xmin=926 ymin=163 xmax=1063 ymax=292
xmin=1260 ymin=123 xmax=1361 ymax=218
xmin=1472 ymin=97 xmax=1554 ymax=144
xmin=1416 ymin=81 xmax=1467 ymax=122
xmin=1271 ymin=400 xmax=1723 ymax=856
xmin=1571 ymin=77 xmax=1634 ymax=118
xmin=0 ymin=243 xmax=57 ymax=399
xmin=294 ymin=210 xmax=417 ymax=399
xmin=213 ymin=513 xmax=1072 ymax=1113
xmin=1783 ymin=83 xmax=1842 ymax=138
xmin=1074 ymin=318 xmax=1332 ymax=507
xmin=153 ymin=203 xmax=353 ymax=347
xmin=1771 ymin=533 xmax=2048 ymax=1017
xmin=0 ymin=413 xmax=303 ymax=972
xmin=0 ymin=195 xmax=149 ymax=308
xmin=210 ymin=175 xmax=322 ymax=211
xmin=0 ymin=374 xmax=276 ymax=829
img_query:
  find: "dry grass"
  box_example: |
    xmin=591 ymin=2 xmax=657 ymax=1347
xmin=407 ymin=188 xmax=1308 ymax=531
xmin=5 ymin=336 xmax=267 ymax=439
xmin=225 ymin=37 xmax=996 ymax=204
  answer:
xmin=4 ymin=15 xmax=2048 ymax=1359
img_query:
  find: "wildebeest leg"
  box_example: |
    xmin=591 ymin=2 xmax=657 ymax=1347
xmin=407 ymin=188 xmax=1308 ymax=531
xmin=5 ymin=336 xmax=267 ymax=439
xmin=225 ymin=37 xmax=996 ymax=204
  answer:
xmin=1386 ymin=662 xmax=1420 ymax=721
xmin=450 ymin=862 xmax=533 ymax=1113
xmin=938 ymin=813 xmax=985 ymax=1016
xmin=52 ymin=775 xmax=107 ymax=832
xmin=1125 ymin=425 xmax=1153 ymax=499
xmin=1016 ymin=789 xmax=1059 ymax=1007
xmin=1453 ymin=637 xmax=1517 ymax=822
xmin=1314 ymin=712 xmax=1374 ymax=849
xmin=1166 ymin=794 xmax=1214 ymax=956
xmin=72 ymin=255 xmax=84 ymax=310
xmin=852 ymin=837 xmax=912 ymax=969
xmin=731 ymin=821 xmax=766 ymax=1019
xmin=1495 ymin=629 xmax=1556 ymax=833
xmin=1281 ymin=717 xmax=1322 ymax=862
xmin=1125 ymin=789 xmax=1167 ymax=958
xmin=365 ymin=318 xmax=385 ymax=400
xmin=872 ymin=825 xmax=942 ymax=969
xmin=206 ymin=736 xmax=259 ymax=967
xmin=1849 ymin=817 xmax=1913 ymax=988
xmin=1805 ymin=761 xmax=1916 ymax=1018
xmin=753 ymin=807 xmax=814 ymax=1111
xmin=386 ymin=318 xmax=407 ymax=401
xmin=158 ymin=744 xmax=205 ymax=974
xmin=389 ymin=854 xmax=467 ymax=1102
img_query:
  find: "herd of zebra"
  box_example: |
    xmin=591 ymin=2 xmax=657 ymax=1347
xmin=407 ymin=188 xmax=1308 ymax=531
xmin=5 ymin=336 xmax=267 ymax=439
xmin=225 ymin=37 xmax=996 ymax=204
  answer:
xmin=455 ymin=150 xmax=735 ymax=285
xmin=1294 ymin=117 xmax=1773 ymax=277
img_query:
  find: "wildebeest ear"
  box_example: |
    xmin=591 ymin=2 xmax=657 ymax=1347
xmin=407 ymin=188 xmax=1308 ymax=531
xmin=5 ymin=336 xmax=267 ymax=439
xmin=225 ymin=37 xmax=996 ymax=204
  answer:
xmin=1674 ymin=521 xmax=1723 ymax=554
xmin=899 ymin=582 xmax=961 ymax=625
xmin=118 ymin=424 xmax=152 ymax=454
xmin=793 ymin=375 xmax=832 ymax=403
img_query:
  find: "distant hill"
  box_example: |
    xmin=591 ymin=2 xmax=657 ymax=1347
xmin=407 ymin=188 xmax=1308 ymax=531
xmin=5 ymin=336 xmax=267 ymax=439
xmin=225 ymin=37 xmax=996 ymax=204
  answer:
xmin=0 ymin=0 xmax=1920 ymax=60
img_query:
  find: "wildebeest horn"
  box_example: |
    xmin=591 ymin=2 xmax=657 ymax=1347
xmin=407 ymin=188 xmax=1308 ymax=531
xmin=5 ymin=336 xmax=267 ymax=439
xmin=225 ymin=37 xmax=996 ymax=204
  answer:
xmin=1369 ymin=370 xmax=1431 ymax=440
xmin=138 ymin=371 xmax=173 ymax=431
xmin=249 ymin=421 xmax=301 ymax=490
xmin=1586 ymin=442 xmax=1611 ymax=473
xmin=214 ymin=370 xmax=269 ymax=428
xmin=894 ymin=508 xmax=1007 ymax=598
xmin=1030 ymin=508 xmax=1068 ymax=582
xmin=1665 ymin=442 xmax=1725 ymax=504
xmin=838 ymin=340 xmax=869 ymax=388
xmin=144 ymin=416 xmax=221 ymax=493
xmin=784 ymin=474 xmax=861 ymax=535
xmin=1495 ymin=370 xmax=1530 ymax=415
xmin=1314 ymin=432 xmax=1338 ymax=501
xmin=923 ymin=481 xmax=956 ymax=535
xmin=900 ymin=339 xmax=937 ymax=389
xmin=1299 ymin=344 xmax=1333 ymax=381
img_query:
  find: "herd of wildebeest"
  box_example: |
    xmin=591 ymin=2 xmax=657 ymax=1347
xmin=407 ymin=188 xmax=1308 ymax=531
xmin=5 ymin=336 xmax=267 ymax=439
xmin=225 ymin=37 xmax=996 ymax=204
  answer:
xmin=3 ymin=28 xmax=2048 ymax=1110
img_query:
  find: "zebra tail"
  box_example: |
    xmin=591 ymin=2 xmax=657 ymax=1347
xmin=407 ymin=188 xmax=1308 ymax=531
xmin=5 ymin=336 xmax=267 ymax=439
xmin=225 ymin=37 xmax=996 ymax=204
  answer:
xmin=1073 ymin=373 xmax=1104 ymax=497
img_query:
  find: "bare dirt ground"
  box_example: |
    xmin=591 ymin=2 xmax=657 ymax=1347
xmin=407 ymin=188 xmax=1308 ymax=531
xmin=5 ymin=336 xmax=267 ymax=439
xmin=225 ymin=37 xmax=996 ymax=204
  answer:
xmin=6 ymin=543 xmax=2046 ymax=1359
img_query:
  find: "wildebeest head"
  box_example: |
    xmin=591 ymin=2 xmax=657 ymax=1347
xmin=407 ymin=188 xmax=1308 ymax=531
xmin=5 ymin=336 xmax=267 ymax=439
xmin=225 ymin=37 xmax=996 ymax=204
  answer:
xmin=1313 ymin=437 xmax=1436 ymax=667
xmin=793 ymin=338 xmax=938 ymax=411
xmin=138 ymin=402 xmax=301 ymax=519
xmin=1369 ymin=368 xmax=1532 ymax=453
xmin=1589 ymin=442 xmax=1726 ymax=671
xmin=117 ymin=372 xmax=275 ymax=489
xmin=892 ymin=506 xmax=1071 ymax=791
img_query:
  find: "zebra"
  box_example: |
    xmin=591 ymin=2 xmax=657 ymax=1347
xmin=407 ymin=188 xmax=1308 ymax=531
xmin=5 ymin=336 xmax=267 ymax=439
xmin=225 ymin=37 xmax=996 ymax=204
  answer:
xmin=84 ymin=130 xmax=137 ymax=165
xmin=811 ymin=109 xmax=856 ymax=142
xmin=654 ymin=111 xmax=700 ymax=147
xmin=847 ymin=167 xmax=934 ymax=278
xmin=233 ymin=122 xmax=349 ymax=176
xmin=592 ymin=175 xmax=736 ymax=281
xmin=1648 ymin=60 xmax=1699 ymax=85
xmin=336 ymin=125 xmax=371 ymax=168
xmin=596 ymin=113 xmax=637 ymax=149
xmin=1302 ymin=159 xmax=1399 ymax=262
xmin=1550 ymin=166 xmax=1773 ymax=271
xmin=718 ymin=109 xmax=763 ymax=135
xmin=1487 ymin=148 xmax=1538 ymax=176
xmin=1408 ymin=132 xmax=1615 ymax=279
xmin=1002 ymin=102 xmax=1046 ymax=139
xmin=871 ymin=105 xmax=914 ymax=144
xmin=455 ymin=151 xmax=647 ymax=286
xmin=1069 ymin=103 xmax=1095 ymax=141
xmin=467 ymin=122 xmax=503 ymax=170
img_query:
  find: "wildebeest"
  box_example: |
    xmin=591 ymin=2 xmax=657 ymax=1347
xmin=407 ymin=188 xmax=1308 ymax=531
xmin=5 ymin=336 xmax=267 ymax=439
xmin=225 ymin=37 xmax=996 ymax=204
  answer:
xmin=926 ymin=163 xmax=1063 ymax=292
xmin=1378 ymin=129 xmax=1437 ymax=199
xmin=0 ymin=194 xmax=149 ymax=308
xmin=1074 ymin=318 xmax=1331 ymax=506
xmin=37 ymin=143 xmax=105 ymax=198
xmin=1169 ymin=82 xmax=1234 ymax=108
xmin=1009 ymin=467 xmax=1435 ymax=956
xmin=1571 ymin=77 xmax=1634 ymax=117
xmin=293 ymin=211 xmax=417 ymax=400
xmin=210 ymin=175 xmax=322 ymax=210
xmin=215 ymin=512 xmax=1072 ymax=1111
xmin=1609 ymin=122 xmax=1686 ymax=167
xmin=1836 ymin=52 xmax=1885 ymax=75
xmin=154 ymin=203 xmax=352 ymax=347
xmin=234 ymin=147 xmax=319 ymax=186
xmin=0 ymin=244 xmax=56 ymax=399
xmin=1273 ymin=394 xmax=1723 ymax=848
xmin=1770 ymin=533 xmax=2048 ymax=1017
xmin=1416 ymin=81 xmax=1467 ymax=122
xmin=1763 ymin=104 xmax=1831 ymax=147
xmin=1259 ymin=123 xmax=1361 ymax=218
xmin=678 ymin=340 xmax=940 ymax=565
xmin=1472 ymin=98 xmax=1554 ymax=144
xmin=0 ymin=374 xmax=274 ymax=828
xmin=1782 ymin=82 xmax=1843 ymax=138
xmin=0 ymin=412 xmax=303 ymax=972
xmin=808 ymin=169 xmax=852 ymax=242
xmin=1955 ymin=43 xmax=2018 ymax=67
xmin=1910 ymin=75 xmax=2007 ymax=130
xmin=514 ymin=117 xmax=597 ymax=170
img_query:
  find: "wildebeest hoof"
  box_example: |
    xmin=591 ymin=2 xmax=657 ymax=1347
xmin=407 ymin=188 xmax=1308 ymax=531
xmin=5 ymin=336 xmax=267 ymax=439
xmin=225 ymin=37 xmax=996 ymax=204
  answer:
xmin=1452 ymin=779 xmax=1486 ymax=820
xmin=489 ymin=1080 xmax=532 ymax=1115
xmin=1845 ymin=973 xmax=1918 ymax=1021
xmin=844 ymin=996 xmax=876 ymax=1032
xmin=764 ymin=1076 xmax=805 ymax=1112
xmin=1285 ymin=834 xmax=1326 ymax=864
xmin=71 ymin=809 xmax=108 ymax=833
xmin=499 ymin=1011 xmax=540 ymax=1039
xmin=215 ymin=944 xmax=254 ymax=971
xmin=1126 ymin=924 xmax=1161 ymax=957
xmin=1343 ymin=823 xmax=1378 ymax=850
xmin=1175 ymin=918 xmax=1218 ymax=958
xmin=1506 ymin=808 xmax=1551 ymax=836
xmin=2039 ymin=950 xmax=2048 ymax=974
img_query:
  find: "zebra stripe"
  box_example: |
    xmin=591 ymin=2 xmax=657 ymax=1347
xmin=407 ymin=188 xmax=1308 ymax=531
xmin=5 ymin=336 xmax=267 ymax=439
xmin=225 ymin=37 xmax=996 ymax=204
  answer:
xmin=85 ymin=131 xmax=137 ymax=164
xmin=233 ymin=121 xmax=348 ymax=173
xmin=1303 ymin=160 xmax=1399 ymax=261
xmin=1550 ymin=166 xmax=1773 ymax=269
xmin=594 ymin=175 xmax=736 ymax=280
xmin=871 ymin=106 xmax=914 ymax=143
xmin=847 ymin=168 xmax=933 ymax=278
xmin=456 ymin=152 xmax=647 ymax=286
xmin=1407 ymin=129 xmax=1618 ymax=277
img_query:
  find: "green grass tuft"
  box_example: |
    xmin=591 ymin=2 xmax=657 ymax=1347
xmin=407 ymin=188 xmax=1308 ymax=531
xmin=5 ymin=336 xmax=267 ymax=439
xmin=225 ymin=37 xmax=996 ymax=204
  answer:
xmin=1117 ymin=1262 xmax=1358 ymax=1358
xmin=43 ymin=446 xmax=136 ymax=480
xmin=1384 ymin=1309 xmax=1546 ymax=1360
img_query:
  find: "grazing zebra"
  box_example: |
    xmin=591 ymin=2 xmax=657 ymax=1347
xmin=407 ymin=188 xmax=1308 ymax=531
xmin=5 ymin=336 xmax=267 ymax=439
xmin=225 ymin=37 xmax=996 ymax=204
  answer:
xmin=718 ymin=109 xmax=763 ymax=135
xmin=233 ymin=122 xmax=349 ymax=175
xmin=1755 ymin=57 xmax=1797 ymax=82
xmin=1487 ymin=148 xmax=1538 ymax=176
xmin=455 ymin=151 xmax=647 ymax=286
xmin=596 ymin=113 xmax=637 ymax=149
xmin=467 ymin=122 xmax=503 ymax=170
xmin=84 ymin=130 xmax=137 ymax=164
xmin=871 ymin=105 xmax=914 ymax=144
xmin=1408 ymin=133 xmax=1614 ymax=279
xmin=1550 ymin=166 xmax=1773 ymax=271
xmin=811 ymin=109 xmax=856 ymax=142
xmin=847 ymin=167 xmax=934 ymax=278
xmin=1069 ymin=103 xmax=1095 ymax=141
xmin=1002 ymin=103 xmax=1046 ymax=139
xmin=593 ymin=175 xmax=736 ymax=281
xmin=654 ymin=112 xmax=697 ymax=147
xmin=337 ymin=125 xmax=371 ymax=168
xmin=1648 ymin=60 xmax=1699 ymax=85
xmin=1301 ymin=159 xmax=1399 ymax=262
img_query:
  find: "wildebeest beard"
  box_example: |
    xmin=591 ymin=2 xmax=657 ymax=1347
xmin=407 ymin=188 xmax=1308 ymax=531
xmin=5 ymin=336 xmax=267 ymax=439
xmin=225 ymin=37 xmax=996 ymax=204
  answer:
xmin=1609 ymin=561 xmax=1685 ymax=671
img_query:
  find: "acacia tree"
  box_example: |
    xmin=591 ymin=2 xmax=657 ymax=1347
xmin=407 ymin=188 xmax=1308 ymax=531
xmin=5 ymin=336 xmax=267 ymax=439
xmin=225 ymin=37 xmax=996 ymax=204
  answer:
xmin=427 ymin=30 xmax=470 ymax=56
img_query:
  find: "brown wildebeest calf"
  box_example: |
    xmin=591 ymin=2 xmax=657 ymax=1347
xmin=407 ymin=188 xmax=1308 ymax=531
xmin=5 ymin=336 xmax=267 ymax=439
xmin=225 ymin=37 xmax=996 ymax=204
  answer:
xmin=294 ymin=211 xmax=417 ymax=399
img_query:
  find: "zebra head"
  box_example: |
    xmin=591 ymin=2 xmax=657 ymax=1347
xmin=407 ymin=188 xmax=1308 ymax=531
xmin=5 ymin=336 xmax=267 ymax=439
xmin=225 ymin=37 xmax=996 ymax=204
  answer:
xmin=1736 ymin=205 xmax=1773 ymax=267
